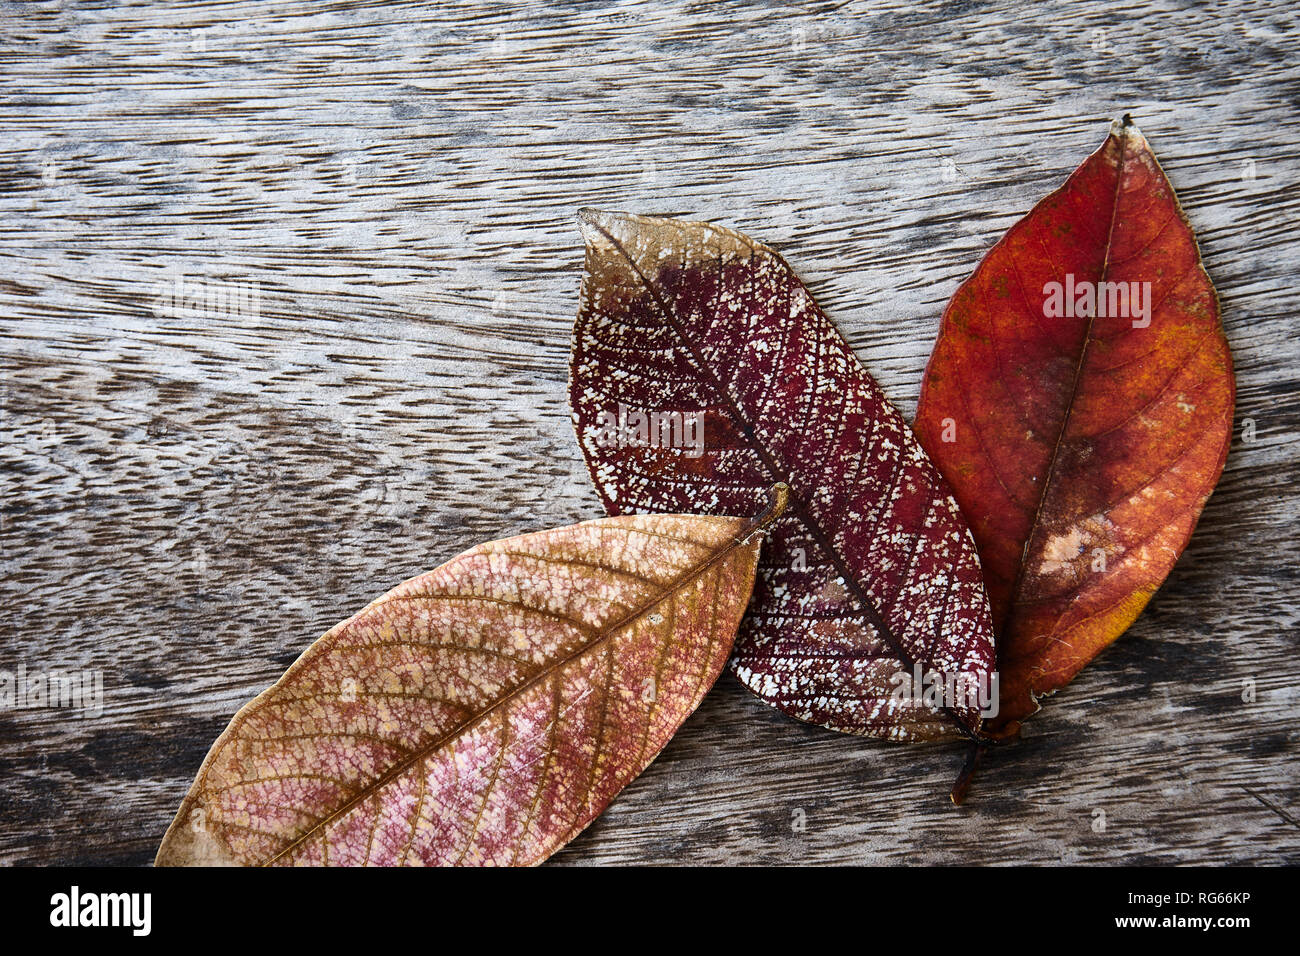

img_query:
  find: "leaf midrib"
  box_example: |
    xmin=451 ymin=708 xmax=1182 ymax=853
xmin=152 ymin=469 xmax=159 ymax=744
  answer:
xmin=1003 ymin=120 xmax=1134 ymax=640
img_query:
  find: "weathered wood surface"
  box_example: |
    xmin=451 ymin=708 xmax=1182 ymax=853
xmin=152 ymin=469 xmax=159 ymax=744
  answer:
xmin=2 ymin=0 xmax=1297 ymax=866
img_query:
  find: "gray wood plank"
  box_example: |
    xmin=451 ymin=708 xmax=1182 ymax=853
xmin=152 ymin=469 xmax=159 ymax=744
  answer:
xmin=1 ymin=0 xmax=1297 ymax=865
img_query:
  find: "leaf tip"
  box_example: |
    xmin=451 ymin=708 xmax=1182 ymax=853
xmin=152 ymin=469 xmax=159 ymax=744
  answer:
xmin=740 ymin=482 xmax=790 ymax=544
xmin=769 ymin=481 xmax=790 ymax=520
xmin=753 ymin=481 xmax=789 ymax=534
xmin=1110 ymin=113 xmax=1147 ymax=147
xmin=155 ymin=806 xmax=240 ymax=867
xmin=577 ymin=207 xmax=621 ymax=247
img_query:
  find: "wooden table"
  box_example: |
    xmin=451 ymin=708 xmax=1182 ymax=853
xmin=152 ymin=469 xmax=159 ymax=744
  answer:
xmin=2 ymin=0 xmax=1297 ymax=865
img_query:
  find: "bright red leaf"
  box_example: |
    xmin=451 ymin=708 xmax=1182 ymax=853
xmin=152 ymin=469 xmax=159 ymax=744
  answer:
xmin=915 ymin=117 xmax=1234 ymax=738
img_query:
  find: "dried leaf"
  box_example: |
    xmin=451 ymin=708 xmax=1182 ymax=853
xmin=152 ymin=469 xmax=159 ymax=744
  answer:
xmin=156 ymin=501 xmax=780 ymax=866
xmin=570 ymin=209 xmax=996 ymax=741
xmin=915 ymin=118 xmax=1234 ymax=736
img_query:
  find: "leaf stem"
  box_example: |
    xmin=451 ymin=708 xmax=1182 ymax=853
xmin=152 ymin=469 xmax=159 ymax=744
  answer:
xmin=950 ymin=741 xmax=986 ymax=806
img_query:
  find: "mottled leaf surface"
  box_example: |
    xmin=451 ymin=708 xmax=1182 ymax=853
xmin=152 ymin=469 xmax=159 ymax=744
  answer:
xmin=156 ymin=509 xmax=770 ymax=866
xmin=570 ymin=210 xmax=995 ymax=741
xmin=915 ymin=119 xmax=1234 ymax=734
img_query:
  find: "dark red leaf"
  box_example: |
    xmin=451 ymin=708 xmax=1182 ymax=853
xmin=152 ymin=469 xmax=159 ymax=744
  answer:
xmin=570 ymin=210 xmax=996 ymax=741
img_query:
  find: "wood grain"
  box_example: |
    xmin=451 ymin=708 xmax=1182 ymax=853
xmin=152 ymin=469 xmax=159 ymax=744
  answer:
xmin=1 ymin=0 xmax=1297 ymax=865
